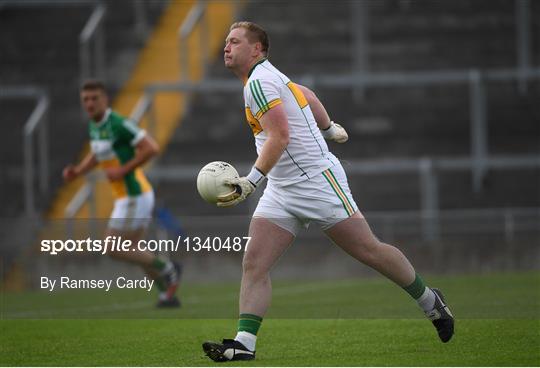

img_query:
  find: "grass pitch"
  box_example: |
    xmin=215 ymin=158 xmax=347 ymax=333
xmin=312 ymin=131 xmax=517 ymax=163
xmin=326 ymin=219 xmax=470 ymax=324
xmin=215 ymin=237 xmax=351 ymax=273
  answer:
xmin=1 ymin=272 xmax=539 ymax=366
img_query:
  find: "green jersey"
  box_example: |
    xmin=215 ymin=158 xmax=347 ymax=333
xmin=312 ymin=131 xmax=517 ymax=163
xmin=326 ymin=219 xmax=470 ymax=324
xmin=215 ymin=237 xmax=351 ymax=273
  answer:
xmin=89 ymin=109 xmax=152 ymax=198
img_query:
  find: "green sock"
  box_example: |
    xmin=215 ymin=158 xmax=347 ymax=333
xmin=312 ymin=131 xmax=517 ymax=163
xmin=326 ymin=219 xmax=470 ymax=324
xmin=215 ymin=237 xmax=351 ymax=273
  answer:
xmin=152 ymin=257 xmax=167 ymax=272
xmin=403 ymin=273 xmax=427 ymax=300
xmin=237 ymin=313 xmax=263 ymax=335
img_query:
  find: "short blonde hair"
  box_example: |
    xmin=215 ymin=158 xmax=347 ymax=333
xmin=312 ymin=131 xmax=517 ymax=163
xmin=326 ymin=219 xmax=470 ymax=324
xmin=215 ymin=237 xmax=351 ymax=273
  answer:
xmin=80 ymin=79 xmax=107 ymax=94
xmin=230 ymin=21 xmax=269 ymax=55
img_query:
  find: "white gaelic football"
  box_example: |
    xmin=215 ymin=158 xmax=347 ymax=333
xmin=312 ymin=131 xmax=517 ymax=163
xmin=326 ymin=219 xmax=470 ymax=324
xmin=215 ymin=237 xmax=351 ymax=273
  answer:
xmin=197 ymin=161 xmax=239 ymax=204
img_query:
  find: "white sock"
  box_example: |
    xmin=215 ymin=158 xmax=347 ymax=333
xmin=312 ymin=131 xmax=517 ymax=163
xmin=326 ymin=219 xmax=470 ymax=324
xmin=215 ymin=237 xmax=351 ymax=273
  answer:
xmin=235 ymin=331 xmax=257 ymax=351
xmin=417 ymin=287 xmax=436 ymax=313
xmin=160 ymin=261 xmax=174 ymax=276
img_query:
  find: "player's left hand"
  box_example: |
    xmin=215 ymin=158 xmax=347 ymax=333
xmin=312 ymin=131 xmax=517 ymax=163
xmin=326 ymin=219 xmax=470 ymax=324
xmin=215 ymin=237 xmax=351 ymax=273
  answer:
xmin=105 ymin=166 xmax=127 ymax=181
xmin=217 ymin=177 xmax=256 ymax=207
xmin=321 ymin=121 xmax=348 ymax=143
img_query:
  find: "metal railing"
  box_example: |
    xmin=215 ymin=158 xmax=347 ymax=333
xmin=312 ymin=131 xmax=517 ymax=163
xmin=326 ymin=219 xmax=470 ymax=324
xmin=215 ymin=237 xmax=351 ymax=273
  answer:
xmin=365 ymin=207 xmax=540 ymax=243
xmin=350 ymin=0 xmax=369 ymax=100
xmin=0 ymin=87 xmax=50 ymax=218
xmin=177 ymin=0 xmax=245 ymax=81
xmin=64 ymin=174 xmax=98 ymax=238
xmin=170 ymin=206 xmax=539 ymax=245
xmin=515 ymin=0 xmax=531 ymax=94
xmin=178 ymin=0 xmax=208 ymax=82
xmin=0 ymin=1 xmax=107 ymax=219
xmin=133 ymin=0 xmax=149 ymax=41
xmin=79 ymin=2 xmax=107 ymax=83
xmin=0 ymin=0 xmax=107 ymax=85
xmin=347 ymin=0 xmax=534 ymax=95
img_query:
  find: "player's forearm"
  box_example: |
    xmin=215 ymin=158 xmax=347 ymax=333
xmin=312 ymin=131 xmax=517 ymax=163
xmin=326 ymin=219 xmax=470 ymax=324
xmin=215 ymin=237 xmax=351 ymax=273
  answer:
xmin=295 ymin=84 xmax=331 ymax=130
xmin=255 ymin=103 xmax=290 ymax=175
xmin=254 ymin=135 xmax=289 ymax=175
xmin=121 ymin=138 xmax=159 ymax=174
xmin=308 ymin=95 xmax=331 ymax=130
xmin=121 ymin=146 xmax=157 ymax=174
xmin=75 ymin=154 xmax=98 ymax=176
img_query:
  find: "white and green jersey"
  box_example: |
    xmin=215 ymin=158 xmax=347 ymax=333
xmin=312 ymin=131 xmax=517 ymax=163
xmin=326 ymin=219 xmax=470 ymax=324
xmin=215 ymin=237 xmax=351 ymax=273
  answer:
xmin=89 ymin=108 xmax=152 ymax=198
xmin=243 ymin=59 xmax=337 ymax=187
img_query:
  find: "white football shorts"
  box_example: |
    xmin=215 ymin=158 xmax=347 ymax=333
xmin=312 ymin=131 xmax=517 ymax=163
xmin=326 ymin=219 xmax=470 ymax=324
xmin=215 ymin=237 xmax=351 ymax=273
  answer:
xmin=108 ymin=190 xmax=154 ymax=231
xmin=253 ymin=163 xmax=361 ymax=236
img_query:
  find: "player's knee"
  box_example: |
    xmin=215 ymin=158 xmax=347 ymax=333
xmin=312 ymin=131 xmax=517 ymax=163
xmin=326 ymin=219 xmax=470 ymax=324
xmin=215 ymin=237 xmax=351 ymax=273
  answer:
xmin=242 ymin=257 xmax=269 ymax=279
xmin=242 ymin=257 xmax=257 ymax=273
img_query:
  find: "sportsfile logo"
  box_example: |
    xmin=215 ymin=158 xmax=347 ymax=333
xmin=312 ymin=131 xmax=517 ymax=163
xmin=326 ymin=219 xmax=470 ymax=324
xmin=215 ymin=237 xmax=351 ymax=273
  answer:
xmin=40 ymin=236 xmax=252 ymax=255
xmin=41 ymin=236 xmax=130 ymax=255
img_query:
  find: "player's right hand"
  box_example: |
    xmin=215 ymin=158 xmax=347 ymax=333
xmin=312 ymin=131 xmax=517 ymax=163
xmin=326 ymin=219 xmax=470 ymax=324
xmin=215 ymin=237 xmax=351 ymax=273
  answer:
xmin=321 ymin=121 xmax=348 ymax=143
xmin=216 ymin=177 xmax=256 ymax=207
xmin=62 ymin=165 xmax=78 ymax=182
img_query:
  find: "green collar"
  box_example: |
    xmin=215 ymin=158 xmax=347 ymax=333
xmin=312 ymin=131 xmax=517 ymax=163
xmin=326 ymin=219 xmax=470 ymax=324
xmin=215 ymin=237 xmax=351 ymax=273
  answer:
xmin=247 ymin=58 xmax=267 ymax=79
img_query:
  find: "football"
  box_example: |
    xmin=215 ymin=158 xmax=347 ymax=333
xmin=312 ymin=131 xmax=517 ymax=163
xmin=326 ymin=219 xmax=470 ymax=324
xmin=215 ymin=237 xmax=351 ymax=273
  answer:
xmin=196 ymin=161 xmax=239 ymax=204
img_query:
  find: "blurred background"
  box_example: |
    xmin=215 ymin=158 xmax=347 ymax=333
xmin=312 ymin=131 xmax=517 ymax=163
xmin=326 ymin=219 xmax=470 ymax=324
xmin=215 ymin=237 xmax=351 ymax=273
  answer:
xmin=1 ymin=0 xmax=539 ymax=293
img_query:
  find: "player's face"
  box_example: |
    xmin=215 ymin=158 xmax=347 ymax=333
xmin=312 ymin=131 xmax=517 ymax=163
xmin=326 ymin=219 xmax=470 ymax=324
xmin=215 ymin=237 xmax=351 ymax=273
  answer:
xmin=80 ymin=89 xmax=108 ymax=121
xmin=224 ymin=28 xmax=256 ymax=70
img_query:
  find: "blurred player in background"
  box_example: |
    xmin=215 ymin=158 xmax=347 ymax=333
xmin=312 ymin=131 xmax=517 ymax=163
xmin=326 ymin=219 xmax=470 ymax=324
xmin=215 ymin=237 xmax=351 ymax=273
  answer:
xmin=63 ymin=80 xmax=181 ymax=308
xmin=202 ymin=22 xmax=454 ymax=361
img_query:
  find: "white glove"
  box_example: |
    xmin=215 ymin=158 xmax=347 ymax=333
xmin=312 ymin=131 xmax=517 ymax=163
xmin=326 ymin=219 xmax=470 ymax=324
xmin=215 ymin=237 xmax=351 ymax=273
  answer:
xmin=217 ymin=177 xmax=255 ymax=207
xmin=320 ymin=121 xmax=348 ymax=143
xmin=217 ymin=166 xmax=266 ymax=207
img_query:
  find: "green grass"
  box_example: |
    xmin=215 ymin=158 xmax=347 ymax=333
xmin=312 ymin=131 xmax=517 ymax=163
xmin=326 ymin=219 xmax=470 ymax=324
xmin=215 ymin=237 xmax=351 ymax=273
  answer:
xmin=1 ymin=272 xmax=539 ymax=366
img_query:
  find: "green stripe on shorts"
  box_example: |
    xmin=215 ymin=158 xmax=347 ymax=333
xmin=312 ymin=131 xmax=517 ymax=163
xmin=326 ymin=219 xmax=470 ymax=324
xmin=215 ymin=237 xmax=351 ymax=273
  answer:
xmin=322 ymin=170 xmax=353 ymax=216
xmin=328 ymin=168 xmax=355 ymax=213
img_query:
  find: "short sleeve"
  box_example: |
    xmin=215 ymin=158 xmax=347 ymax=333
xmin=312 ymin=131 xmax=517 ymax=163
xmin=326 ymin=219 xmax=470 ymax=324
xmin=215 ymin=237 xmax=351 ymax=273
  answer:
xmin=245 ymin=78 xmax=282 ymax=119
xmin=116 ymin=119 xmax=147 ymax=146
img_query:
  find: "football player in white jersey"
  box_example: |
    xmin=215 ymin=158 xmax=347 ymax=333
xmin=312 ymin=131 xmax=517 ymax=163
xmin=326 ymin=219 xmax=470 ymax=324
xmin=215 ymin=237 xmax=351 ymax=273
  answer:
xmin=202 ymin=22 xmax=454 ymax=362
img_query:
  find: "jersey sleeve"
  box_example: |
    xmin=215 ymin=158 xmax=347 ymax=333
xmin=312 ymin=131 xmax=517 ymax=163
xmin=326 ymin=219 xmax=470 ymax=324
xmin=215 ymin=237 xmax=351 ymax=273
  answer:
xmin=116 ymin=119 xmax=147 ymax=146
xmin=245 ymin=78 xmax=282 ymax=120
